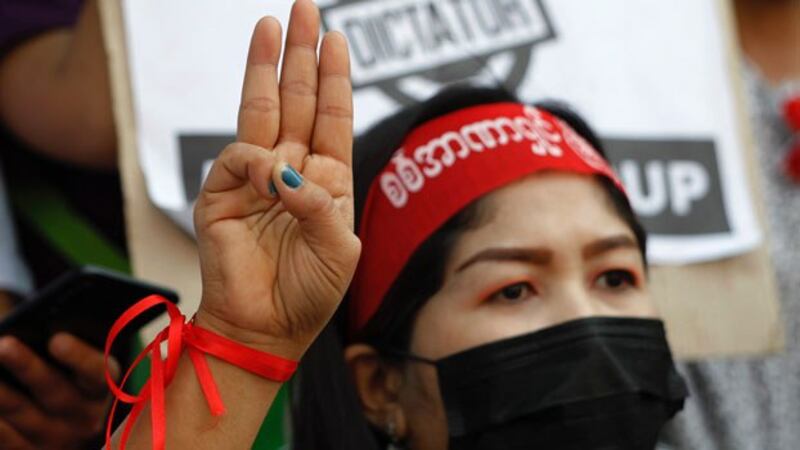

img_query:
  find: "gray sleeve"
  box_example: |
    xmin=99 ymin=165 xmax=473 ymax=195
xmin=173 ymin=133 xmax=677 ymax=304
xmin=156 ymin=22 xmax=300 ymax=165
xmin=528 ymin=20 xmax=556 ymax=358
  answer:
xmin=0 ymin=161 xmax=33 ymax=297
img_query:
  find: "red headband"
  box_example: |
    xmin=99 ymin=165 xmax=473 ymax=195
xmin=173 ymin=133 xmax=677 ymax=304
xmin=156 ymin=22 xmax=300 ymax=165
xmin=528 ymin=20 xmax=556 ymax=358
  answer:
xmin=349 ymin=102 xmax=625 ymax=335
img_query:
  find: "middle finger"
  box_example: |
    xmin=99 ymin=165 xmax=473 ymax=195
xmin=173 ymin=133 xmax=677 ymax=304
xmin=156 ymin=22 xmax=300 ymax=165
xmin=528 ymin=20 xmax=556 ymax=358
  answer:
xmin=237 ymin=16 xmax=283 ymax=149
xmin=278 ymin=0 xmax=321 ymax=165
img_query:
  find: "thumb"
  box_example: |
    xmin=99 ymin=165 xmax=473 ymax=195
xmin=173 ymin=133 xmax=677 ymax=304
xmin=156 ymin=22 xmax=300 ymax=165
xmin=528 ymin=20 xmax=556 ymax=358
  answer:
xmin=271 ymin=162 xmax=356 ymax=255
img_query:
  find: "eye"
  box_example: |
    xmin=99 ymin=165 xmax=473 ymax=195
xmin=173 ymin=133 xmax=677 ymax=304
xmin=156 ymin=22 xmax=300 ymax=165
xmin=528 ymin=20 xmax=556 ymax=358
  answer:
xmin=595 ymin=270 xmax=637 ymax=291
xmin=487 ymin=282 xmax=536 ymax=303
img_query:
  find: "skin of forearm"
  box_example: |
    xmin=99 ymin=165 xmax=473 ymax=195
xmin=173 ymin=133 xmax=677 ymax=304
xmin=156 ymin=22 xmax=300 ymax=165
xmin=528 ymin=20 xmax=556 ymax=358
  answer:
xmin=0 ymin=0 xmax=117 ymax=169
xmin=110 ymin=315 xmax=287 ymax=449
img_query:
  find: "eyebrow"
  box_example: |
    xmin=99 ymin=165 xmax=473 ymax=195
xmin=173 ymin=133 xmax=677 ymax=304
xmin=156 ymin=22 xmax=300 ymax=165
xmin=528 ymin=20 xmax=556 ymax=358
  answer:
xmin=454 ymin=234 xmax=639 ymax=273
xmin=582 ymin=235 xmax=639 ymax=259
xmin=455 ymin=247 xmax=553 ymax=273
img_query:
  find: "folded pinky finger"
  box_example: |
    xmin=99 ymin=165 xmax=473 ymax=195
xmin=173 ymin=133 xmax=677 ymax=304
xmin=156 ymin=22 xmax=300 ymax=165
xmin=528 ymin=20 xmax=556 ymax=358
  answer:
xmin=0 ymin=421 xmax=36 ymax=450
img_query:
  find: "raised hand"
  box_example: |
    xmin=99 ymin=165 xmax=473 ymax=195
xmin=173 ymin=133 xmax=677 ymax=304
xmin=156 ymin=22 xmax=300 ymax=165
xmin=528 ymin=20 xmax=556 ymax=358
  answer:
xmin=192 ymin=0 xmax=360 ymax=359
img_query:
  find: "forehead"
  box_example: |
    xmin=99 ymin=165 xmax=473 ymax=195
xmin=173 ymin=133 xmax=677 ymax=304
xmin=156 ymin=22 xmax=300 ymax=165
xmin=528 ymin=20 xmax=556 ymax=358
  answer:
xmin=447 ymin=173 xmax=633 ymax=266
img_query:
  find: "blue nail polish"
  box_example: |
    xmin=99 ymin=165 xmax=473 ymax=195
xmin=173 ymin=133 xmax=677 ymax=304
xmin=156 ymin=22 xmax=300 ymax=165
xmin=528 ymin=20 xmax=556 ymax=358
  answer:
xmin=268 ymin=180 xmax=278 ymax=196
xmin=281 ymin=164 xmax=303 ymax=189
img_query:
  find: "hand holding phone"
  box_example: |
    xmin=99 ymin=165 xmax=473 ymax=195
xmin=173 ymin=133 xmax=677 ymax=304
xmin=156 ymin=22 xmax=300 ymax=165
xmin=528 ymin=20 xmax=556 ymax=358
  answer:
xmin=0 ymin=332 xmax=119 ymax=449
xmin=0 ymin=266 xmax=179 ymax=365
xmin=0 ymin=266 xmax=178 ymax=448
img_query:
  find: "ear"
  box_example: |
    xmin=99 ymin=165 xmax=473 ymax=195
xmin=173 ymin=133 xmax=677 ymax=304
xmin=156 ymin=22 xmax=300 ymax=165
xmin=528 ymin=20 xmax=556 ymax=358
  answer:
xmin=344 ymin=343 xmax=408 ymax=439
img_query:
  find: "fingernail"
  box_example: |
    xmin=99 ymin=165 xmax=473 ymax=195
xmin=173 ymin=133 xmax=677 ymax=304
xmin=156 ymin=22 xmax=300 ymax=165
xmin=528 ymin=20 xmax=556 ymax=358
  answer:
xmin=268 ymin=180 xmax=278 ymax=197
xmin=280 ymin=164 xmax=303 ymax=189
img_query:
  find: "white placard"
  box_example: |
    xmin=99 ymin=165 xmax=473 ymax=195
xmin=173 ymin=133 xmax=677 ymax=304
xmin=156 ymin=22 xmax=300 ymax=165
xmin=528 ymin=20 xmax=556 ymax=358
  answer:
xmin=122 ymin=0 xmax=760 ymax=265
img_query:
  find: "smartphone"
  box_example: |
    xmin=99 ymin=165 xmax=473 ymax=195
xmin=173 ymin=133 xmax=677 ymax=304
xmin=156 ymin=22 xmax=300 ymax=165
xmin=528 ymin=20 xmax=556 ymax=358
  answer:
xmin=0 ymin=266 xmax=179 ymax=391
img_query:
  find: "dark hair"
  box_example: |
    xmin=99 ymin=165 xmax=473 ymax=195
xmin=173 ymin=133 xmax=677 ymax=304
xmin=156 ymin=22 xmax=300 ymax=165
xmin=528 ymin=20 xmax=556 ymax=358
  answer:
xmin=291 ymin=86 xmax=647 ymax=450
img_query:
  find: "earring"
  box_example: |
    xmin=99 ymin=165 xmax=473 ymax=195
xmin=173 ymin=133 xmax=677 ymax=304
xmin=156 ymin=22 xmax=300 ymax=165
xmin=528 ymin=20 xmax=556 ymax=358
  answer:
xmin=386 ymin=418 xmax=405 ymax=450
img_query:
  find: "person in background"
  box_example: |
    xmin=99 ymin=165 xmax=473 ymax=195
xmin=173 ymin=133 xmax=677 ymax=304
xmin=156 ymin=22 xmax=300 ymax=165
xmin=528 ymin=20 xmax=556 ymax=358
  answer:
xmin=0 ymin=0 xmax=115 ymax=168
xmin=660 ymin=1 xmax=800 ymax=449
xmin=0 ymin=163 xmax=118 ymax=450
xmin=290 ymin=87 xmax=688 ymax=449
xmin=0 ymin=0 xmax=122 ymax=448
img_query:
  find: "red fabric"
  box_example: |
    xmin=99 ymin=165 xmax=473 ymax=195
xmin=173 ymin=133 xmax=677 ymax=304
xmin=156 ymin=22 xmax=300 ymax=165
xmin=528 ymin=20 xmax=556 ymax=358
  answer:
xmin=785 ymin=140 xmax=800 ymax=184
xmin=349 ymin=103 xmax=626 ymax=334
xmin=783 ymin=96 xmax=800 ymax=184
xmin=104 ymin=295 xmax=298 ymax=450
xmin=783 ymin=96 xmax=800 ymax=131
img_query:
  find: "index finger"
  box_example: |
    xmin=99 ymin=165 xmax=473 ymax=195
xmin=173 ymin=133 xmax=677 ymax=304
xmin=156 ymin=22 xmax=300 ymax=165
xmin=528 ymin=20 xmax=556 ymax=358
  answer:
xmin=49 ymin=333 xmax=116 ymax=398
xmin=277 ymin=0 xmax=321 ymax=152
xmin=311 ymin=31 xmax=353 ymax=166
xmin=237 ymin=16 xmax=283 ymax=149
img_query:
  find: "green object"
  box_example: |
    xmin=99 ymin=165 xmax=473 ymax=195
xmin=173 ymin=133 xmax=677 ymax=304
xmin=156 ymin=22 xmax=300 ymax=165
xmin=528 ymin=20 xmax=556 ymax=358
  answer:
xmin=10 ymin=177 xmax=153 ymax=389
xmin=253 ymin=385 xmax=290 ymax=449
xmin=11 ymin=182 xmax=130 ymax=274
xmin=127 ymin=334 xmax=150 ymax=394
xmin=11 ymin=178 xmax=290 ymax=449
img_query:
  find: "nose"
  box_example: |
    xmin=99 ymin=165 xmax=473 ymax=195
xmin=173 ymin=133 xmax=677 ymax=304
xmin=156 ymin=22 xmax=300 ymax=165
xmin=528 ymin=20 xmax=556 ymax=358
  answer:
xmin=546 ymin=280 xmax=601 ymax=324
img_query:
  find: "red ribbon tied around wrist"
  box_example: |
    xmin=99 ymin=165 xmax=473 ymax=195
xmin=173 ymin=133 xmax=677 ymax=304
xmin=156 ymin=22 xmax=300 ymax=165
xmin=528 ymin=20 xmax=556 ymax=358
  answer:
xmin=104 ymin=295 xmax=298 ymax=450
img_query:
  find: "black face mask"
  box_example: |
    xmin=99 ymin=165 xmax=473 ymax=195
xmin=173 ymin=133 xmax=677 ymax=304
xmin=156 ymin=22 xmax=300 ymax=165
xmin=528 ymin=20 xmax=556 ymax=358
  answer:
xmin=391 ymin=317 xmax=688 ymax=450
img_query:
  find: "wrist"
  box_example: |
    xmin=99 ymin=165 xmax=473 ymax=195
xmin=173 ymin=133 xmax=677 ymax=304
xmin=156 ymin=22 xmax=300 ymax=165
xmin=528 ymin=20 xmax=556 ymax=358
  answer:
xmin=193 ymin=308 xmax=307 ymax=361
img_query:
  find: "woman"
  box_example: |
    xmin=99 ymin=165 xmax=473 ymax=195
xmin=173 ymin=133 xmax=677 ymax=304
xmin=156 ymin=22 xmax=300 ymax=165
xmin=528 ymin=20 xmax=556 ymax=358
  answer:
xmin=108 ymin=1 xmax=686 ymax=449
xmin=291 ymin=86 xmax=689 ymax=449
